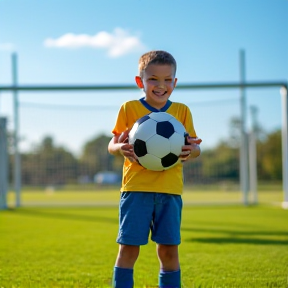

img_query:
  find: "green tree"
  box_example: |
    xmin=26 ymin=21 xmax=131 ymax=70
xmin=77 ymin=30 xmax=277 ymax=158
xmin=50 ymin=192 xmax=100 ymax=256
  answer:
xmin=200 ymin=142 xmax=239 ymax=181
xmin=79 ymin=134 xmax=119 ymax=178
xmin=257 ymin=129 xmax=282 ymax=180
xmin=21 ymin=136 xmax=78 ymax=186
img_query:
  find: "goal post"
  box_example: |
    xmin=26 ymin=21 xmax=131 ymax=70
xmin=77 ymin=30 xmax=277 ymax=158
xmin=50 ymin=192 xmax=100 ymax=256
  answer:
xmin=281 ymin=86 xmax=288 ymax=209
xmin=0 ymin=117 xmax=8 ymax=210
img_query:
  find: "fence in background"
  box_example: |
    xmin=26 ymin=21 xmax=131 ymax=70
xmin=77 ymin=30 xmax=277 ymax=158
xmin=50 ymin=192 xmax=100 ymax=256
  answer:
xmin=0 ymin=83 xmax=287 ymax=208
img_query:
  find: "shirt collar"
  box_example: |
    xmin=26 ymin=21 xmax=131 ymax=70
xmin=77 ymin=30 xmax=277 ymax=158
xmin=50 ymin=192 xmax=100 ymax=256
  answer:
xmin=139 ymin=97 xmax=172 ymax=112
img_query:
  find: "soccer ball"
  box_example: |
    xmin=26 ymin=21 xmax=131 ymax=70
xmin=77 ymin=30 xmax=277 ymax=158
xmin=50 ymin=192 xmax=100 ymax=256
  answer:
xmin=129 ymin=112 xmax=187 ymax=171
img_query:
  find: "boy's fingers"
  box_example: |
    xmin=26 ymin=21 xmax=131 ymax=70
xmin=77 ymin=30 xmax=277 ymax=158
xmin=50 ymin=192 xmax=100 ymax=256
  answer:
xmin=190 ymin=138 xmax=202 ymax=144
xmin=180 ymin=150 xmax=191 ymax=156
xmin=184 ymin=133 xmax=202 ymax=144
xmin=118 ymin=129 xmax=131 ymax=143
xmin=121 ymin=144 xmax=133 ymax=152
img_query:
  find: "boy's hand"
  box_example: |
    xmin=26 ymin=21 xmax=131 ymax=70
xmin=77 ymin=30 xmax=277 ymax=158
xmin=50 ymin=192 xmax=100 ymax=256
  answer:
xmin=120 ymin=143 xmax=136 ymax=162
xmin=117 ymin=129 xmax=136 ymax=162
xmin=118 ymin=129 xmax=130 ymax=143
xmin=180 ymin=134 xmax=202 ymax=161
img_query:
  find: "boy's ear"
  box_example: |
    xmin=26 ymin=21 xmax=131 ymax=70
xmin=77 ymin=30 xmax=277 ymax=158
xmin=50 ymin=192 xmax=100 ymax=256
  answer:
xmin=174 ymin=78 xmax=178 ymax=88
xmin=135 ymin=76 xmax=144 ymax=88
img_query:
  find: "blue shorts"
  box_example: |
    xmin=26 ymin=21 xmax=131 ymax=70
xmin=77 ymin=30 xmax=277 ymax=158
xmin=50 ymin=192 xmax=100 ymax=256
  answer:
xmin=116 ymin=192 xmax=182 ymax=246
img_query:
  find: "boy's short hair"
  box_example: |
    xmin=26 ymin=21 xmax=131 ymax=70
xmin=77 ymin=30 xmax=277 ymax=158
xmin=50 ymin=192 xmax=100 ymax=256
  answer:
xmin=138 ymin=50 xmax=177 ymax=77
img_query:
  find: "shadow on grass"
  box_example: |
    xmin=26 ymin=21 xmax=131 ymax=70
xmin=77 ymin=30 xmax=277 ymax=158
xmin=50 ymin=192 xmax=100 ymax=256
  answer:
xmin=182 ymin=227 xmax=288 ymax=245
xmin=7 ymin=207 xmax=118 ymax=224
xmin=185 ymin=236 xmax=288 ymax=245
xmin=181 ymin=227 xmax=288 ymax=236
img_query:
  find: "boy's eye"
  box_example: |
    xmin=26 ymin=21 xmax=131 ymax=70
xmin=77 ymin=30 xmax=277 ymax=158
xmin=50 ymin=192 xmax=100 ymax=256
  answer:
xmin=165 ymin=79 xmax=172 ymax=82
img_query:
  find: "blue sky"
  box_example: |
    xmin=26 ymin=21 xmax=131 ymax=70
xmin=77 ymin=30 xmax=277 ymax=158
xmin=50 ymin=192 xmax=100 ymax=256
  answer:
xmin=0 ymin=0 xmax=287 ymax=154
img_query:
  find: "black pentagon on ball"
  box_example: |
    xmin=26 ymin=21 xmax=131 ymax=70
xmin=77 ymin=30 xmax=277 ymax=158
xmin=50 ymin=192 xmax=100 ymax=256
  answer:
xmin=156 ymin=121 xmax=175 ymax=139
xmin=134 ymin=139 xmax=147 ymax=157
xmin=161 ymin=153 xmax=179 ymax=168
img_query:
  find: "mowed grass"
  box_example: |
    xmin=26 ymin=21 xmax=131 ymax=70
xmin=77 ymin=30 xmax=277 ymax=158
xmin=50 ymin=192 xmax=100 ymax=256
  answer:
xmin=6 ymin=184 xmax=284 ymax=207
xmin=1 ymin=191 xmax=288 ymax=288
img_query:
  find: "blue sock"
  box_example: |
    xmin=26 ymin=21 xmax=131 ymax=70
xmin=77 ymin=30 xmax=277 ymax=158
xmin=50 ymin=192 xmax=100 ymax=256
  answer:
xmin=112 ymin=266 xmax=134 ymax=288
xmin=159 ymin=269 xmax=181 ymax=288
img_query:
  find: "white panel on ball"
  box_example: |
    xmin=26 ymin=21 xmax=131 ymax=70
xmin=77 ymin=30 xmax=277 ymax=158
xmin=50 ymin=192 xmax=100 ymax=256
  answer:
xmin=149 ymin=112 xmax=172 ymax=122
xmin=146 ymin=135 xmax=170 ymax=158
xmin=169 ymin=133 xmax=185 ymax=155
xmin=138 ymin=154 xmax=164 ymax=171
xmin=129 ymin=119 xmax=157 ymax=144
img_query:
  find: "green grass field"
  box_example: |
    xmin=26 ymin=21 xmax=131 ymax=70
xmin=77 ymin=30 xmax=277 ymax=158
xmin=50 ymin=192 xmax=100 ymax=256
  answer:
xmin=6 ymin=184 xmax=285 ymax=208
xmin=1 ymin=189 xmax=288 ymax=287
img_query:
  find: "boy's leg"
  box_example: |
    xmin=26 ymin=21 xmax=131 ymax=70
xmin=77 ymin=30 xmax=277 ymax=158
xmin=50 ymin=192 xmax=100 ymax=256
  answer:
xmin=115 ymin=244 xmax=140 ymax=268
xmin=157 ymin=244 xmax=181 ymax=288
xmin=113 ymin=244 xmax=140 ymax=288
xmin=113 ymin=192 xmax=154 ymax=288
xmin=151 ymin=194 xmax=182 ymax=288
xmin=157 ymin=244 xmax=179 ymax=271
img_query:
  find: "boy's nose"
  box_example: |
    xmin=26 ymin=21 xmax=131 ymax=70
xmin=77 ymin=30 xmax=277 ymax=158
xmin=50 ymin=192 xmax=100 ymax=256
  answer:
xmin=157 ymin=81 xmax=165 ymax=88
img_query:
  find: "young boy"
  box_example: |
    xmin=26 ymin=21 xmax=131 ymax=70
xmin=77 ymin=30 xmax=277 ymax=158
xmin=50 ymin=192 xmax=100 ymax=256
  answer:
xmin=108 ymin=50 xmax=201 ymax=288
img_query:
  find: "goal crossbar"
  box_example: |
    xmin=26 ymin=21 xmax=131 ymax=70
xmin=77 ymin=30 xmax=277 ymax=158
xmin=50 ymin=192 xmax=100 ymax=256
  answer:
xmin=0 ymin=81 xmax=287 ymax=92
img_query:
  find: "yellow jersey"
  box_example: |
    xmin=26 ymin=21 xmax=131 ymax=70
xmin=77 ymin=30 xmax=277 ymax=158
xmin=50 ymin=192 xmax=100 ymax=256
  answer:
xmin=112 ymin=98 xmax=197 ymax=195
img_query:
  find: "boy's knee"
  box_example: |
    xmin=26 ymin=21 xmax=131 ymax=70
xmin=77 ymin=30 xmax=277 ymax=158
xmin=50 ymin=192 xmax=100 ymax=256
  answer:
xmin=119 ymin=245 xmax=139 ymax=256
xmin=157 ymin=244 xmax=179 ymax=271
xmin=157 ymin=244 xmax=179 ymax=262
xmin=116 ymin=245 xmax=140 ymax=268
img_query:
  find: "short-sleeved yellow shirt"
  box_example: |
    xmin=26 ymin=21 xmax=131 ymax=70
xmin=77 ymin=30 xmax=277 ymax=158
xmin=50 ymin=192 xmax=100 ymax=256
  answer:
xmin=112 ymin=98 xmax=197 ymax=195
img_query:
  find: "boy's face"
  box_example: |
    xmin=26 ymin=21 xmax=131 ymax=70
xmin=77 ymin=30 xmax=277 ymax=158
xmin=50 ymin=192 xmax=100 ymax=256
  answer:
xmin=135 ymin=64 xmax=177 ymax=110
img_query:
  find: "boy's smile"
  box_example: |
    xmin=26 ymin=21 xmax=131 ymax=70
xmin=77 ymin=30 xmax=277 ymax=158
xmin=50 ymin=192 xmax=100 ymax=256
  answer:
xmin=135 ymin=64 xmax=177 ymax=110
xmin=153 ymin=86 xmax=167 ymax=97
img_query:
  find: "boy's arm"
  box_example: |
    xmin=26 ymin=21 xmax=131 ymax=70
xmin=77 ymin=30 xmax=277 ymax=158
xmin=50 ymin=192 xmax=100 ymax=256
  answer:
xmin=108 ymin=134 xmax=123 ymax=156
xmin=108 ymin=130 xmax=136 ymax=162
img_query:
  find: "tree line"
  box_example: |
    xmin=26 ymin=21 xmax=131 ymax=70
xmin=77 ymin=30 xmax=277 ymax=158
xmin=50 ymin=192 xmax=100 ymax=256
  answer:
xmin=8 ymin=119 xmax=282 ymax=186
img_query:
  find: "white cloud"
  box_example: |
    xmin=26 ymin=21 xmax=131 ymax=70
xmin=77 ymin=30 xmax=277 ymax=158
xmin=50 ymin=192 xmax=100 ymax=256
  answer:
xmin=0 ymin=42 xmax=15 ymax=51
xmin=44 ymin=28 xmax=146 ymax=57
